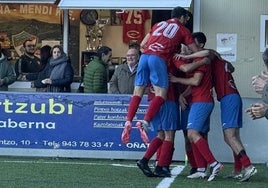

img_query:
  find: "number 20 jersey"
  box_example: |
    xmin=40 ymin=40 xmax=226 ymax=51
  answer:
xmin=143 ymin=18 xmax=194 ymax=63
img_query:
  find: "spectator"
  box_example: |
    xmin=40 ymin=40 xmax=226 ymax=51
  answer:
xmin=0 ymin=47 xmax=16 ymax=91
xmin=109 ymin=48 xmax=139 ymax=94
xmin=40 ymin=45 xmax=74 ymax=92
xmin=128 ymin=40 xmax=142 ymax=56
xmin=246 ymin=48 xmax=268 ymax=119
xmin=83 ymin=46 xmax=112 ymax=93
xmin=28 ymin=45 xmax=52 ymax=92
xmin=15 ymin=38 xmax=41 ymax=80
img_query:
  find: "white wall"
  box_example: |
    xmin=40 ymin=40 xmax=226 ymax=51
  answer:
xmin=199 ymin=0 xmax=268 ymax=98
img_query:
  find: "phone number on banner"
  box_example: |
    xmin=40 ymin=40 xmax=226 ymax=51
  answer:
xmin=0 ymin=139 xmax=115 ymax=149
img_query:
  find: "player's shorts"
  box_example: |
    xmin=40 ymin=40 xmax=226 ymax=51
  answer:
xmin=135 ymin=54 xmax=168 ymax=89
xmin=187 ymin=102 xmax=214 ymax=134
xmin=220 ymin=93 xmax=242 ymax=129
xmin=179 ymin=105 xmax=190 ymax=131
xmin=150 ymin=100 xmax=180 ymax=131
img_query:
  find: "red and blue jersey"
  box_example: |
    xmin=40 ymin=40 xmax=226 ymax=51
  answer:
xmin=211 ymin=56 xmax=239 ymax=101
xmin=173 ymin=57 xmax=213 ymax=103
xmin=143 ymin=18 xmax=194 ymax=63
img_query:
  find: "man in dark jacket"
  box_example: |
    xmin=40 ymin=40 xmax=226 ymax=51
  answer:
xmin=83 ymin=46 xmax=112 ymax=93
xmin=15 ymin=38 xmax=41 ymax=80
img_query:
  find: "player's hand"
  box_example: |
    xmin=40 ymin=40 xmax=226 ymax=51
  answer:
xmin=179 ymin=94 xmax=188 ymax=110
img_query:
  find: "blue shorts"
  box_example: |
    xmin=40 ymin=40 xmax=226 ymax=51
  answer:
xmin=135 ymin=54 xmax=168 ymax=89
xmin=187 ymin=102 xmax=214 ymax=134
xmin=179 ymin=105 xmax=190 ymax=131
xmin=150 ymin=100 xmax=180 ymax=131
xmin=220 ymin=93 xmax=242 ymax=129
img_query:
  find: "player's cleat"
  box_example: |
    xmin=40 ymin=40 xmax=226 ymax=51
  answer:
xmin=189 ymin=168 xmax=198 ymax=175
xmin=137 ymin=160 xmax=155 ymax=177
xmin=224 ymin=171 xmax=243 ymax=179
xmin=136 ymin=121 xmax=149 ymax=143
xmin=240 ymin=165 xmax=257 ymax=182
xmin=140 ymin=120 xmax=149 ymax=132
xmin=154 ymin=166 xmax=171 ymax=177
xmin=121 ymin=121 xmax=132 ymax=144
xmin=153 ymin=160 xmax=158 ymax=168
xmin=187 ymin=171 xmax=207 ymax=179
xmin=207 ymin=162 xmax=223 ymax=181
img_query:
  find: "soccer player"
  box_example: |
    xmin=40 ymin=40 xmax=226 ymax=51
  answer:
xmin=176 ymin=44 xmax=207 ymax=176
xmin=136 ymin=58 xmax=181 ymax=178
xmin=121 ymin=6 xmax=199 ymax=144
xmin=170 ymin=53 xmax=223 ymax=182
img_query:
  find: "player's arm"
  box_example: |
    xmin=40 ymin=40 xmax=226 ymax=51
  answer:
xmin=177 ymin=49 xmax=210 ymax=60
xmin=179 ymin=57 xmax=211 ymax=73
xmin=181 ymin=85 xmax=192 ymax=97
xmin=140 ymin=33 xmax=150 ymax=49
xmin=179 ymin=85 xmax=192 ymax=110
xmin=169 ymin=72 xmax=203 ymax=86
xmin=208 ymin=49 xmax=235 ymax=73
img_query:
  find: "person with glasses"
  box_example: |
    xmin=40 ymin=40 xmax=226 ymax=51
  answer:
xmin=109 ymin=48 xmax=140 ymax=94
xmin=15 ymin=38 xmax=41 ymax=80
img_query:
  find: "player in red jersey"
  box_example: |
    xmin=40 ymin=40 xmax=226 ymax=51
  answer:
xmin=170 ymin=47 xmax=223 ymax=181
xmin=121 ymin=6 xmax=199 ymax=145
xmin=136 ymin=58 xmax=181 ymax=178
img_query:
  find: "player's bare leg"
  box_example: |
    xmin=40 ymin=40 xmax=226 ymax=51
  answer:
xmin=223 ymin=128 xmax=257 ymax=181
xmin=223 ymin=128 xmax=244 ymax=154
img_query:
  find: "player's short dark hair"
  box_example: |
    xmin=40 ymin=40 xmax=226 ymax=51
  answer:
xmin=192 ymin=32 xmax=207 ymax=45
xmin=171 ymin=6 xmax=188 ymax=19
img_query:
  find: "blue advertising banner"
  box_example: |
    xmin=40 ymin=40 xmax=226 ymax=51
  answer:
xmin=0 ymin=92 xmax=156 ymax=158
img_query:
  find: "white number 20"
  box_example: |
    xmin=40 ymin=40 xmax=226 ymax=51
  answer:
xmin=152 ymin=21 xmax=179 ymax=39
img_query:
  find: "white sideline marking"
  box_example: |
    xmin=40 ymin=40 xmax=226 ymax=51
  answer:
xmin=112 ymin=163 xmax=137 ymax=168
xmin=0 ymin=160 xmax=136 ymax=167
xmin=156 ymin=165 xmax=185 ymax=188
